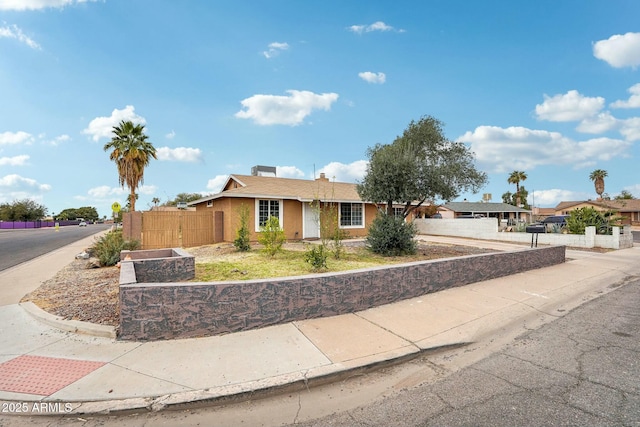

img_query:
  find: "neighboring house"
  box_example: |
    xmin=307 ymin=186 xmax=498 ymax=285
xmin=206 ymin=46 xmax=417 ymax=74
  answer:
xmin=555 ymin=200 xmax=640 ymax=225
xmin=149 ymin=205 xmax=196 ymax=212
xmin=531 ymin=207 xmax=556 ymax=220
xmin=188 ymin=173 xmax=379 ymax=241
xmin=441 ymin=202 xmax=532 ymax=223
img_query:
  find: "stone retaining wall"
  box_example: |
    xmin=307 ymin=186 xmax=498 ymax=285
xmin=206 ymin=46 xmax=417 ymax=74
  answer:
xmin=119 ymin=248 xmax=195 ymax=284
xmin=118 ymin=245 xmax=566 ymax=341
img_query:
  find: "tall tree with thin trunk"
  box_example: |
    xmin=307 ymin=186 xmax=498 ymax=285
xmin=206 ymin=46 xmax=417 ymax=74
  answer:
xmin=589 ymin=169 xmax=608 ymax=200
xmin=103 ymin=120 xmax=156 ymax=212
xmin=507 ymin=171 xmax=527 ymax=207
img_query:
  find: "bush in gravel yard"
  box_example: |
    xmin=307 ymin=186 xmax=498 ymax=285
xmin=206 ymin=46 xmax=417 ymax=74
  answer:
xmin=366 ymin=213 xmax=417 ymax=256
xmin=91 ymin=230 xmax=140 ymax=266
xmin=304 ymin=243 xmax=329 ymax=271
xmin=258 ymin=216 xmax=286 ymax=257
xmin=233 ymin=204 xmax=251 ymax=252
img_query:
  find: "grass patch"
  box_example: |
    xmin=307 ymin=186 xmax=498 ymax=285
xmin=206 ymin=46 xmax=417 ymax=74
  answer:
xmin=194 ymin=245 xmax=475 ymax=282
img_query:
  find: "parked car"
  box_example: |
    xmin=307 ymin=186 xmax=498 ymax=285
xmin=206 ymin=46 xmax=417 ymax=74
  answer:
xmin=542 ymin=215 xmax=568 ymax=226
xmin=79 ymin=221 xmax=87 ymax=227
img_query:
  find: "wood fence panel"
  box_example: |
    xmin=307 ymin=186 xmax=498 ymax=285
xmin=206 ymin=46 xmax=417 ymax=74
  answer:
xmin=181 ymin=211 xmax=215 ymax=247
xmin=142 ymin=212 xmax=181 ymax=249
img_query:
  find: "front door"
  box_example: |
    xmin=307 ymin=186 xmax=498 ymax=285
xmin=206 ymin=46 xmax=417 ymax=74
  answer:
xmin=303 ymin=202 xmax=320 ymax=239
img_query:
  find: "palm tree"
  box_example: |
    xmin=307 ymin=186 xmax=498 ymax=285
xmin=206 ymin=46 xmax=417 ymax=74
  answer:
xmin=589 ymin=169 xmax=608 ymax=200
xmin=103 ymin=120 xmax=157 ymax=212
xmin=151 ymin=197 xmax=160 ymax=208
xmin=507 ymin=171 xmax=527 ymax=207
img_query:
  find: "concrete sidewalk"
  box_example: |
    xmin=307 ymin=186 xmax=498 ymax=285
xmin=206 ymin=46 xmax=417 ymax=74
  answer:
xmin=0 ymin=235 xmax=638 ymax=416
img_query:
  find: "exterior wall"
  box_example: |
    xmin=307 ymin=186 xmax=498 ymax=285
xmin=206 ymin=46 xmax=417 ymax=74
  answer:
xmin=118 ymin=245 xmax=566 ymax=341
xmin=193 ymin=197 xmax=379 ymax=242
xmin=415 ymin=219 xmax=633 ymax=250
xmin=415 ymin=218 xmax=499 ymax=239
xmin=282 ymin=199 xmax=303 ymax=240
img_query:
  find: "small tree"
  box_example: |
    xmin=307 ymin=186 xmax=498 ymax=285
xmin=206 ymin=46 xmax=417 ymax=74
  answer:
xmin=233 ymin=204 xmax=251 ymax=252
xmin=358 ymin=115 xmax=487 ymax=218
xmin=258 ymin=216 xmax=285 ymax=257
xmin=366 ymin=214 xmax=417 ymax=256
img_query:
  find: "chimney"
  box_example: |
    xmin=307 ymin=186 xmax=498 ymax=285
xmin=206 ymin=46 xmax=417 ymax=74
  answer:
xmin=316 ymin=173 xmax=329 ymax=182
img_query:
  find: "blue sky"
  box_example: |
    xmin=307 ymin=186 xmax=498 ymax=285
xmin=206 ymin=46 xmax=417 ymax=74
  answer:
xmin=1 ymin=0 xmax=640 ymax=217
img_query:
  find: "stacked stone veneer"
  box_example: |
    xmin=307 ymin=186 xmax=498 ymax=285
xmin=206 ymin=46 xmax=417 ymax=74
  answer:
xmin=118 ymin=245 xmax=566 ymax=341
xmin=119 ymin=248 xmax=195 ymax=284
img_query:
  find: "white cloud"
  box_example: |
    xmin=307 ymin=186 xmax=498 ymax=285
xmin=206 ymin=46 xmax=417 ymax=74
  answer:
xmin=263 ymin=41 xmax=289 ymax=59
xmin=0 ymin=131 xmax=33 ymax=145
xmin=611 ymin=83 xmax=640 ymax=108
xmin=42 ymin=134 xmax=71 ymax=146
xmin=156 ymin=147 xmax=203 ymax=162
xmin=276 ymin=166 xmax=305 ymax=178
xmin=235 ymin=90 xmax=339 ymax=126
xmin=0 ymin=174 xmax=51 ymax=193
xmin=0 ymin=0 xmax=98 ymax=11
xmin=318 ymin=160 xmax=368 ymax=183
xmin=0 ymin=24 xmax=41 ymax=49
xmin=82 ymin=105 xmax=146 ymax=142
xmin=86 ymin=184 xmax=156 ymax=199
xmin=206 ymin=175 xmax=228 ymax=193
xmin=576 ymin=112 xmax=619 ymax=134
xmin=593 ymin=32 xmax=640 ymax=69
xmin=87 ymin=185 xmax=127 ymax=198
xmin=620 ymin=117 xmax=640 ymax=141
xmin=530 ymin=189 xmax=592 ymax=207
xmin=165 ymin=130 xmax=176 ymax=139
xmin=0 ymin=155 xmax=29 ymax=166
xmin=535 ymin=90 xmax=604 ymax=122
xmin=348 ymin=21 xmax=401 ymax=34
xmin=358 ymin=71 xmax=386 ymax=84
xmin=458 ymin=125 xmax=631 ymax=172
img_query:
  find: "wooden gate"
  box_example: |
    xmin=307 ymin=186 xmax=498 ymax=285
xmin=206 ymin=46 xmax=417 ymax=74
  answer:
xmin=124 ymin=210 xmax=220 ymax=249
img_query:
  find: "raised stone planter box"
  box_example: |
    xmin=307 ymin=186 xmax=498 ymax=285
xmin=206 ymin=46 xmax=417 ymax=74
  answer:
xmin=118 ymin=245 xmax=566 ymax=341
xmin=119 ymin=248 xmax=195 ymax=284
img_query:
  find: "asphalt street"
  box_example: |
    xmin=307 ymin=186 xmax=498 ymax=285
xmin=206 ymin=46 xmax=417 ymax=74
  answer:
xmin=290 ymin=277 xmax=640 ymax=427
xmin=0 ymin=225 xmax=111 ymax=271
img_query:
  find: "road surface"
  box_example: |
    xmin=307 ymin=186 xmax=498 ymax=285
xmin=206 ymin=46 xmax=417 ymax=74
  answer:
xmin=0 ymin=225 xmax=111 ymax=272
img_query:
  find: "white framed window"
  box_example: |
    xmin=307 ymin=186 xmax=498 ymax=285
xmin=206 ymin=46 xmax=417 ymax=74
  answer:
xmin=255 ymin=199 xmax=283 ymax=230
xmin=339 ymin=203 xmax=364 ymax=228
xmin=207 ymin=201 xmax=213 ymax=207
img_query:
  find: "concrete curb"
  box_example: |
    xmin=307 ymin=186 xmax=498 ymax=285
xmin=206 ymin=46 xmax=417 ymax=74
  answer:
xmin=19 ymin=301 xmax=116 ymax=339
xmin=35 ymin=343 xmax=456 ymax=416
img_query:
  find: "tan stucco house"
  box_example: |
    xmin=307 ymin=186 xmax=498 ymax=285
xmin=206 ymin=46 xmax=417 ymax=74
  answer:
xmin=189 ymin=173 xmax=379 ymax=242
xmin=555 ymin=200 xmax=640 ymax=225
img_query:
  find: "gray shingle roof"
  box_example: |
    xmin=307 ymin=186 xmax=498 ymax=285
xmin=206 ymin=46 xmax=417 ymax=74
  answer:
xmin=444 ymin=202 xmax=531 ymax=213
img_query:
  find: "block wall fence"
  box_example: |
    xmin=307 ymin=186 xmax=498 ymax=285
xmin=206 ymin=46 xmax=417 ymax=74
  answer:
xmin=119 ymin=245 xmax=566 ymax=341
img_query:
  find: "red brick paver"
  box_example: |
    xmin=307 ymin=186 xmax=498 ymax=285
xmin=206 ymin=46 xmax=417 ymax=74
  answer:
xmin=0 ymin=355 xmax=105 ymax=396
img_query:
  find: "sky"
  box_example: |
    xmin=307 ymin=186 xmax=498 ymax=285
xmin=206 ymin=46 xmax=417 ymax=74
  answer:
xmin=1 ymin=0 xmax=640 ymax=218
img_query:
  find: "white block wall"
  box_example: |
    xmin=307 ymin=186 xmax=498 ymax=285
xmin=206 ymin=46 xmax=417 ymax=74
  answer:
xmin=414 ymin=219 xmax=633 ymax=250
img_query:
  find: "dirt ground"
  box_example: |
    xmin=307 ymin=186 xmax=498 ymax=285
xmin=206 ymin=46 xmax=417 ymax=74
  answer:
xmin=21 ymin=241 xmax=494 ymax=327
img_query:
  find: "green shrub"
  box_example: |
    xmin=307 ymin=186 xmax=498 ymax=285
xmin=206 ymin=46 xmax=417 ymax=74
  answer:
xmin=258 ymin=216 xmax=286 ymax=257
xmin=330 ymin=228 xmax=348 ymax=259
xmin=366 ymin=213 xmax=417 ymax=256
xmin=304 ymin=244 xmax=328 ymax=271
xmin=233 ymin=204 xmax=251 ymax=252
xmin=566 ymin=207 xmax=618 ymax=235
xmin=91 ymin=230 xmax=140 ymax=266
